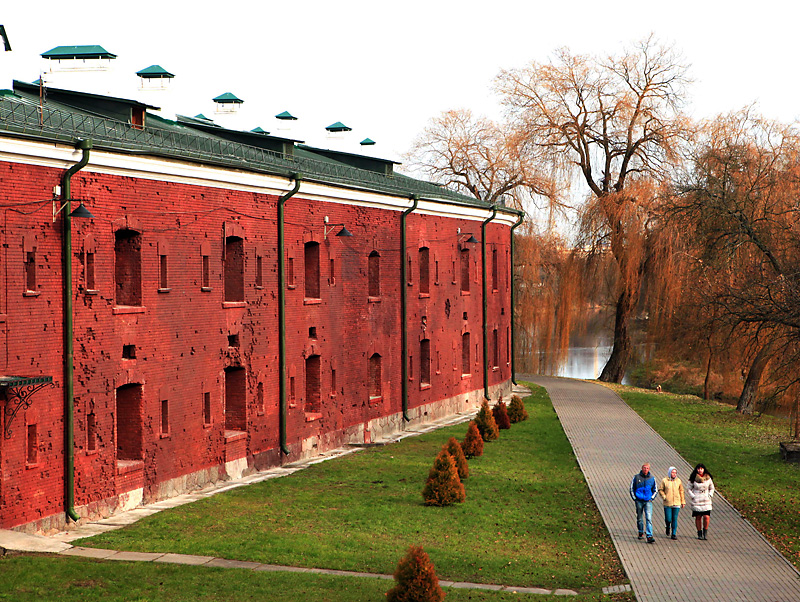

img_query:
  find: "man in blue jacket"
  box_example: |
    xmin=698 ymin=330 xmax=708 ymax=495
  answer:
xmin=630 ymin=462 xmax=658 ymax=543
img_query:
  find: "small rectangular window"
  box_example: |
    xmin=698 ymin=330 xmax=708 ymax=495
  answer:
xmin=122 ymin=344 xmax=136 ymax=359
xmin=421 ymin=339 xmax=431 ymax=385
xmin=159 ymin=254 xmax=169 ymax=290
xmin=25 ymin=251 xmax=36 ymax=291
xmin=26 ymin=423 xmax=38 ymax=464
xmin=202 ymin=255 xmax=210 ymax=289
xmin=203 ymin=391 xmax=212 ymax=425
xmin=257 ymin=381 xmax=265 ymax=414
xmin=331 ymin=368 xmax=337 ymax=396
xmin=329 ymin=258 xmax=336 ymax=286
xmin=289 ymin=376 xmax=296 ymax=400
xmin=228 ymin=334 xmax=240 ymax=348
xmin=86 ymin=252 xmax=96 ymax=290
xmin=87 ymin=413 xmax=97 ymax=452
xmin=492 ymin=248 xmax=498 ymax=292
xmin=408 ymin=355 xmax=414 ymax=381
xmin=287 ymin=257 xmax=295 ymax=287
xmin=256 ymin=256 xmax=263 ymax=288
xmin=160 ymin=399 xmax=169 ymax=436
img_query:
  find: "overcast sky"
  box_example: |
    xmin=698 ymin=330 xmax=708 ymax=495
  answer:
xmin=2 ymin=0 xmax=798 ymax=169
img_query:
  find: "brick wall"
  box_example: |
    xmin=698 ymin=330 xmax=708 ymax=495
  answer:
xmin=0 ymin=158 xmax=513 ymax=530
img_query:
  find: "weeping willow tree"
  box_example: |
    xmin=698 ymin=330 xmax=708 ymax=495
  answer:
xmin=496 ymin=37 xmax=691 ymax=382
xmin=667 ymin=110 xmax=800 ymax=421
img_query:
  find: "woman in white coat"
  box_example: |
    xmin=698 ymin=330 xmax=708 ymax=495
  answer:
xmin=687 ymin=463 xmax=715 ymax=540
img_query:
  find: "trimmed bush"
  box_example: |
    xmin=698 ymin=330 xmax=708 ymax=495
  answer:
xmin=422 ymin=449 xmax=465 ymax=506
xmin=444 ymin=436 xmax=469 ymax=480
xmin=492 ymin=399 xmax=511 ymax=430
xmin=474 ymin=399 xmax=499 ymax=441
xmin=508 ymin=394 xmax=529 ymax=423
xmin=386 ymin=545 xmax=445 ymax=602
xmin=461 ymin=421 xmax=484 ymax=458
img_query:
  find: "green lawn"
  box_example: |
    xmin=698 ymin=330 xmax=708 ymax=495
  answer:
xmin=0 ymin=555 xmax=630 ymax=602
xmin=615 ymin=386 xmax=800 ymax=569
xmin=72 ymin=385 xmax=624 ymax=592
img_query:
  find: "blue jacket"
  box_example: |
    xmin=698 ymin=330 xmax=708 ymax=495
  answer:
xmin=630 ymin=471 xmax=657 ymax=502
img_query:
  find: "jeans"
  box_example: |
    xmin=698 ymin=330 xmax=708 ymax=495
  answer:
xmin=664 ymin=506 xmax=680 ymax=535
xmin=635 ymin=500 xmax=653 ymax=538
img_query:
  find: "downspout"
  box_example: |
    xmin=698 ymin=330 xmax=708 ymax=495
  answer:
xmin=510 ymin=212 xmax=524 ymax=385
xmin=481 ymin=206 xmax=497 ymax=401
xmin=400 ymin=195 xmax=418 ymax=422
xmin=278 ymin=174 xmax=302 ymax=456
xmin=63 ymin=138 xmax=92 ymax=522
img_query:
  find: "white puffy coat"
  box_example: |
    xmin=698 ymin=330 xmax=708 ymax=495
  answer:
xmin=687 ymin=475 xmax=715 ymax=512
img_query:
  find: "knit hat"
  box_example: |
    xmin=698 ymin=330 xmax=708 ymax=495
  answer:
xmin=668 ymin=466 xmax=677 ymax=479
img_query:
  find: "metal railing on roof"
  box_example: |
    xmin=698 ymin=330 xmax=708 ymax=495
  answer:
xmin=0 ymin=97 xmax=483 ymax=206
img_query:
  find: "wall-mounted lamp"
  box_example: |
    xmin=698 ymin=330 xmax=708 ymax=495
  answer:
xmin=53 ymin=195 xmax=95 ymax=221
xmin=323 ymin=215 xmax=354 ymax=239
xmin=456 ymin=227 xmax=478 ymax=243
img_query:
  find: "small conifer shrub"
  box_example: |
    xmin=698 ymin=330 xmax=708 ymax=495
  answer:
xmin=474 ymin=399 xmax=499 ymax=441
xmin=461 ymin=421 xmax=484 ymax=458
xmin=508 ymin=394 xmax=529 ymax=423
xmin=422 ymin=449 xmax=465 ymax=506
xmin=386 ymin=545 xmax=445 ymax=602
xmin=445 ymin=436 xmax=469 ymax=480
xmin=492 ymin=399 xmax=511 ymax=430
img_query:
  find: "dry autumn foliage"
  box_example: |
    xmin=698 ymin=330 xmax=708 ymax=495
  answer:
xmin=474 ymin=399 xmax=499 ymax=441
xmin=461 ymin=421 xmax=484 ymax=459
xmin=386 ymin=546 xmax=445 ymax=602
xmin=422 ymin=449 xmax=465 ymax=506
xmin=444 ymin=436 xmax=469 ymax=480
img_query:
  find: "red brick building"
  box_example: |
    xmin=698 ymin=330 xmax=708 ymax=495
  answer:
xmin=0 ymin=79 xmax=520 ymax=532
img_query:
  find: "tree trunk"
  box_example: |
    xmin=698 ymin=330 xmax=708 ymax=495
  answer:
xmin=737 ymin=345 xmax=771 ymax=414
xmin=703 ymin=348 xmax=713 ymax=400
xmin=599 ymin=287 xmax=634 ymax=383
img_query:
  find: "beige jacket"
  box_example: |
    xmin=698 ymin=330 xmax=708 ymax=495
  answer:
xmin=658 ymin=477 xmax=685 ymax=507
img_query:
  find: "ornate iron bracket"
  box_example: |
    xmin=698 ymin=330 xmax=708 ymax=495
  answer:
xmin=1 ymin=376 xmax=54 ymax=439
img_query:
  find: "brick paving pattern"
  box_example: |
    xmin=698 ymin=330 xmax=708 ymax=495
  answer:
xmin=528 ymin=375 xmax=800 ymax=602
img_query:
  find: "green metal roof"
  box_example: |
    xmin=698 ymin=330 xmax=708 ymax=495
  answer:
xmin=276 ymin=111 xmax=297 ymax=120
xmin=42 ymin=45 xmax=116 ymax=59
xmin=136 ymin=65 xmax=174 ymax=78
xmin=213 ymin=92 xmax=243 ymax=104
xmin=251 ymin=127 xmax=269 ymax=134
xmin=0 ymin=83 xmax=521 ymax=217
xmin=326 ymin=121 xmax=351 ymax=132
xmin=194 ymin=114 xmax=212 ymax=121
xmin=360 ymin=138 xmax=375 ymax=146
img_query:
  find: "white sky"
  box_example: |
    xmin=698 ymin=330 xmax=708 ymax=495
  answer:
xmin=2 ymin=0 xmax=799 ymax=170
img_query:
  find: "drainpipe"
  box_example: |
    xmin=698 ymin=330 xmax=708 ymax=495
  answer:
xmin=481 ymin=206 xmax=497 ymax=401
xmin=63 ymin=138 xmax=92 ymax=522
xmin=400 ymin=195 xmax=418 ymax=422
xmin=510 ymin=212 xmax=524 ymax=385
xmin=278 ymin=174 xmax=302 ymax=456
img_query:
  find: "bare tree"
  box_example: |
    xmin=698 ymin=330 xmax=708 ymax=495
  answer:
xmin=406 ymin=108 xmax=556 ymax=210
xmin=495 ymin=37 xmax=691 ymax=382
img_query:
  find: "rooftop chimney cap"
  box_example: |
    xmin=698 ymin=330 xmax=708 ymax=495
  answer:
xmin=326 ymin=121 xmax=351 ymax=133
xmin=42 ymin=45 xmax=116 ymax=59
xmin=136 ymin=65 xmax=174 ymax=79
xmin=276 ymin=110 xmax=297 ymax=120
xmin=360 ymin=138 xmax=375 ymax=146
xmin=213 ymin=92 xmax=243 ymax=104
xmin=251 ymin=126 xmax=270 ymax=134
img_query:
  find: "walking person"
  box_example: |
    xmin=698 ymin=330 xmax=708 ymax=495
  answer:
xmin=658 ymin=466 xmax=685 ymax=540
xmin=630 ymin=462 xmax=658 ymax=543
xmin=687 ymin=463 xmax=715 ymax=540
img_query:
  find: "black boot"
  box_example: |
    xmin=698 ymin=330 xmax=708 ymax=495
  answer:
xmin=702 ymin=529 xmax=708 ymax=540
xmin=697 ymin=530 xmax=703 ymax=540
xmin=666 ymin=522 xmax=671 ymax=536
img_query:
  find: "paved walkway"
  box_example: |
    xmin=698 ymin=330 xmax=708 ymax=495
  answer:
xmin=529 ymin=375 xmax=800 ymax=602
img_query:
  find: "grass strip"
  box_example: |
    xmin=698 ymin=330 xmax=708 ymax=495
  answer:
xmin=77 ymin=385 xmax=624 ymax=591
xmin=615 ymin=386 xmax=800 ymax=569
xmin=0 ymin=554 xmax=630 ymax=602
